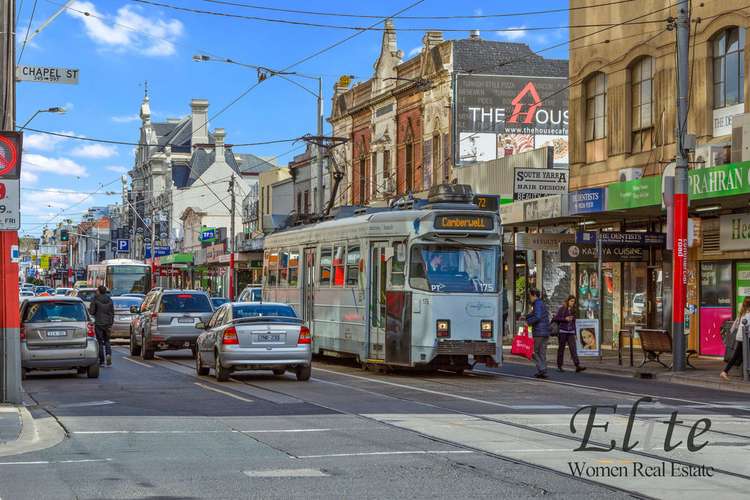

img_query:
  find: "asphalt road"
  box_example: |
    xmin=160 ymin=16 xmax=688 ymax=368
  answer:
xmin=2 ymin=347 xmax=749 ymax=500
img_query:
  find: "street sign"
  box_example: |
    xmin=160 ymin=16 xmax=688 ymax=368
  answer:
xmin=116 ymin=239 xmax=130 ymax=253
xmin=144 ymin=244 xmax=170 ymax=258
xmin=16 ymin=65 xmax=79 ymax=84
xmin=200 ymin=227 xmax=217 ymax=243
xmin=0 ymin=132 xmax=22 ymax=230
xmin=10 ymin=245 xmax=19 ymax=263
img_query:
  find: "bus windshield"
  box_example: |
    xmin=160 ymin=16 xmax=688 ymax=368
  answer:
xmin=107 ymin=266 xmax=150 ymax=295
xmin=409 ymin=244 xmax=498 ymax=293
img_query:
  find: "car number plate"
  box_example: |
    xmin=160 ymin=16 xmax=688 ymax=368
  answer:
xmin=46 ymin=330 xmax=67 ymax=337
xmin=178 ymin=317 xmax=195 ymax=324
xmin=256 ymin=334 xmax=281 ymax=342
xmin=118 ymin=316 xmax=131 ymax=322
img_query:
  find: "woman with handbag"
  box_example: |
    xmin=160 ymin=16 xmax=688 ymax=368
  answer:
xmin=552 ymin=295 xmax=586 ymax=373
xmin=721 ymin=296 xmax=750 ymax=380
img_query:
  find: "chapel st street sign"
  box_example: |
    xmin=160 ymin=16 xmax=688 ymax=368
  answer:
xmin=16 ymin=65 xmax=79 ymax=85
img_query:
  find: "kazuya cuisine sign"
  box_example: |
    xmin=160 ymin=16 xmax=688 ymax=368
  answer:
xmin=455 ymin=74 xmax=569 ymax=165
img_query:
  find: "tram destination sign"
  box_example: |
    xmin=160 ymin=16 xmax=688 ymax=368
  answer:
xmin=473 ymin=194 xmax=500 ymax=212
xmin=434 ymin=214 xmax=494 ymax=231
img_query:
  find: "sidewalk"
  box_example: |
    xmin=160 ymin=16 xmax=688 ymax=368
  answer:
xmin=0 ymin=401 xmax=66 ymax=457
xmin=0 ymin=405 xmax=22 ymax=445
xmin=502 ymin=344 xmax=750 ymax=394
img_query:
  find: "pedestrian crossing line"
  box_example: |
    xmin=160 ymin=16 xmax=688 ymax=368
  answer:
xmin=244 ymin=468 xmax=329 ymax=478
xmin=296 ymin=450 xmax=474 ymax=459
xmin=194 ymin=382 xmax=254 ymax=403
xmin=0 ymin=458 xmax=112 ymax=466
xmin=122 ymin=357 xmax=152 ymax=368
xmin=73 ymin=429 xmax=334 ymax=435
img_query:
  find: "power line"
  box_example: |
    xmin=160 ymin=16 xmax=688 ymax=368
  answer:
xmin=17 ymin=0 xmax=38 ymax=64
xmin=198 ymin=0 xmax=639 ymax=20
xmin=132 ymin=0 xmax=665 ymax=32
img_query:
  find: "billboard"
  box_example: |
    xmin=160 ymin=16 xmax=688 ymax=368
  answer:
xmin=454 ymin=74 xmax=568 ymax=166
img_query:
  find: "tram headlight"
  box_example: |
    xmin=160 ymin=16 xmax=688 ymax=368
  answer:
xmin=436 ymin=319 xmax=451 ymax=338
xmin=480 ymin=320 xmax=493 ymax=339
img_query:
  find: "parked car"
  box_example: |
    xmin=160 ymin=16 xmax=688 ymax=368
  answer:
xmin=33 ymin=286 xmax=54 ymax=295
xmin=21 ymin=283 xmax=35 ymax=292
xmin=237 ymin=285 xmax=263 ymax=302
xmin=195 ymin=302 xmax=312 ymax=382
xmin=19 ymin=290 xmax=34 ymax=303
xmin=122 ymin=293 xmax=146 ymax=299
xmin=73 ymin=280 xmax=88 ymax=289
xmin=69 ymin=287 xmax=98 ymax=307
xmin=20 ymin=296 xmax=99 ymax=379
xmin=55 ymin=287 xmax=73 ymax=296
xmin=129 ymin=289 xmax=214 ymax=360
xmin=111 ymin=296 xmax=143 ymax=339
xmin=210 ymin=297 xmax=229 ymax=308
xmin=632 ymin=293 xmax=646 ymax=318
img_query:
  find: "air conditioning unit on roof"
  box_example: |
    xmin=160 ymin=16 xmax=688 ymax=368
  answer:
xmin=618 ymin=167 xmax=643 ymax=182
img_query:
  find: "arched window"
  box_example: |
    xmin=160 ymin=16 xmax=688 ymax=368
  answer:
xmin=631 ymin=57 xmax=654 ymax=152
xmin=585 ymin=72 xmax=607 ymax=141
xmin=713 ymin=27 xmax=745 ymax=109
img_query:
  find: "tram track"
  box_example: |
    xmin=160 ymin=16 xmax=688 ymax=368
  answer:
xmin=141 ymin=351 xmax=749 ymax=496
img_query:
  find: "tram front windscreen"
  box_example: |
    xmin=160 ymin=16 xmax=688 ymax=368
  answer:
xmin=409 ymin=244 xmax=499 ymax=293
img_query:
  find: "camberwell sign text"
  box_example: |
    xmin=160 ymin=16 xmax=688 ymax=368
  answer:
xmin=689 ymin=161 xmax=750 ymax=200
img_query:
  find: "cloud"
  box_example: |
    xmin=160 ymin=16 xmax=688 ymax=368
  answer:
xmin=23 ymin=130 xmax=76 ymax=152
xmin=21 ymin=170 xmax=39 ymax=184
xmin=111 ymin=114 xmax=140 ymax=123
xmin=473 ymin=8 xmax=483 ymax=16
xmin=67 ymin=2 xmax=184 ymax=57
xmin=496 ymin=26 xmax=528 ymax=42
xmin=408 ymin=46 xmax=422 ymax=57
xmin=21 ymin=188 xmax=93 ymax=216
xmin=70 ymin=143 xmax=118 ymax=159
xmin=106 ymin=165 xmax=128 ymax=173
xmin=22 ymin=153 xmax=88 ymax=178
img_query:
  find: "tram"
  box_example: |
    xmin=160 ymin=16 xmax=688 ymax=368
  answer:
xmin=87 ymin=259 xmax=151 ymax=296
xmin=262 ymin=184 xmax=503 ymax=371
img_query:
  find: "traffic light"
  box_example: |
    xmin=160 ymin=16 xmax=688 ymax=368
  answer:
xmin=60 ymin=229 xmax=69 ymax=241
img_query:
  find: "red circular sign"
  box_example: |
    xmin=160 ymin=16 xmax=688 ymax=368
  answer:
xmin=0 ymin=135 xmax=19 ymax=177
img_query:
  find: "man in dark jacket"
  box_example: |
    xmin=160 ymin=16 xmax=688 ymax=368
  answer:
xmin=90 ymin=285 xmax=115 ymax=366
xmin=525 ymin=289 xmax=550 ymax=379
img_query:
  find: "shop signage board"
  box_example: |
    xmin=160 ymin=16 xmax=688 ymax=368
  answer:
xmin=688 ymin=160 xmax=750 ymax=200
xmin=515 ymin=233 xmax=573 ymax=251
xmin=719 ymin=213 xmax=750 ymax=251
xmin=560 ymin=242 xmax=647 ymax=262
xmin=454 ymin=74 xmax=569 ymax=165
xmin=576 ymin=319 xmax=601 ymax=357
xmin=576 ymin=231 xmax=666 ymax=246
xmin=513 ymin=168 xmax=569 ymax=201
xmin=607 ymin=175 xmax=661 ymax=210
xmin=736 ymin=262 xmax=750 ymax=312
xmin=712 ymin=102 xmax=743 ymax=137
xmin=568 ymin=188 xmax=605 ymax=214
xmin=200 ymin=227 xmax=217 ymax=243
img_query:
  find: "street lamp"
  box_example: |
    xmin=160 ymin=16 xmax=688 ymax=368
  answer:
xmin=18 ymin=106 xmax=66 ymax=130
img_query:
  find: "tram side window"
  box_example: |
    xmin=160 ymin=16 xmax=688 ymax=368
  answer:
xmin=278 ymin=251 xmax=289 ymax=287
xmin=333 ymin=245 xmax=346 ymax=287
xmin=288 ymin=250 xmax=299 ymax=287
xmin=346 ymin=245 xmax=361 ymax=287
xmin=267 ymin=251 xmax=279 ymax=287
xmin=320 ymin=247 xmax=332 ymax=286
xmin=390 ymin=242 xmax=406 ymax=287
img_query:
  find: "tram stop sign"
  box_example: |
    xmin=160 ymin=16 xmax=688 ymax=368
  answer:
xmin=0 ymin=132 xmax=22 ymax=230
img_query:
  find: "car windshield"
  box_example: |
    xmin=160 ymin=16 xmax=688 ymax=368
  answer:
xmin=112 ymin=297 xmax=143 ymax=310
xmin=24 ymin=302 xmax=87 ymax=323
xmin=233 ymin=304 xmax=297 ymax=319
xmin=159 ymin=293 xmax=212 ymax=313
xmin=77 ymin=290 xmax=97 ymax=302
xmin=211 ymin=298 xmax=229 ymax=306
xmin=409 ymin=244 xmax=499 ymax=293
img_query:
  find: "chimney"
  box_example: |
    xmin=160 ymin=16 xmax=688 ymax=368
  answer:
xmin=214 ymin=128 xmax=225 ymax=161
xmin=422 ymin=31 xmax=444 ymax=51
xmin=190 ymin=98 xmax=209 ymax=145
xmin=470 ymin=30 xmax=481 ymax=40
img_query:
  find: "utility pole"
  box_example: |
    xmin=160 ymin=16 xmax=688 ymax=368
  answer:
xmin=1 ymin=0 xmax=22 ymax=404
xmin=150 ymin=209 xmax=156 ymax=289
xmin=315 ymin=77 xmax=324 ymax=217
xmin=671 ymin=1 xmax=690 ymax=372
xmin=229 ymin=175 xmax=236 ymax=301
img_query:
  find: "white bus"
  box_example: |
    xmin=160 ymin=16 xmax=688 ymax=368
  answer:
xmin=262 ymin=185 xmax=503 ymax=372
xmin=87 ymin=259 xmax=151 ymax=296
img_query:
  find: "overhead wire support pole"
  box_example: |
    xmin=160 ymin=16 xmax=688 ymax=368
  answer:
xmin=316 ymin=77 xmax=324 ymax=216
xmin=672 ymin=1 xmax=690 ymax=372
xmin=229 ymin=175 xmax=236 ymax=301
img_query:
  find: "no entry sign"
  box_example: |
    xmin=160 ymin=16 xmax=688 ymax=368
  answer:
xmin=0 ymin=132 xmax=22 ymax=230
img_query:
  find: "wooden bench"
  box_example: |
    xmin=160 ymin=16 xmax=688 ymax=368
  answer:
xmin=637 ymin=328 xmax=697 ymax=369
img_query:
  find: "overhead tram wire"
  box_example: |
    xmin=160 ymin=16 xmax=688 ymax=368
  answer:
xmin=198 ymin=0 xmax=640 ymax=20
xmin=131 ymin=0 xmax=666 ymax=32
xmin=17 ymin=0 xmax=38 ymax=63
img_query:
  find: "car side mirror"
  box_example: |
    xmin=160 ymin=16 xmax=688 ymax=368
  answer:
xmin=130 ymin=305 xmax=139 ymax=314
xmin=196 ymin=321 xmax=205 ymax=330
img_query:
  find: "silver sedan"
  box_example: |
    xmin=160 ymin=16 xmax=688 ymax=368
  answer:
xmin=195 ymin=302 xmax=312 ymax=382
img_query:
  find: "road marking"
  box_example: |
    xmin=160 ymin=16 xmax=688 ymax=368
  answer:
xmin=73 ymin=428 xmax=333 ymax=435
xmin=508 ymin=405 xmax=572 ymax=410
xmin=297 ymin=450 xmax=473 ymax=459
xmin=0 ymin=458 xmax=111 ymax=466
xmin=194 ymin=383 xmax=254 ymax=403
xmin=123 ymin=357 xmax=152 ymax=368
xmin=313 ymin=367 xmax=514 ymax=408
xmin=244 ymin=468 xmax=329 ymax=478
xmin=55 ymin=400 xmax=116 ymax=408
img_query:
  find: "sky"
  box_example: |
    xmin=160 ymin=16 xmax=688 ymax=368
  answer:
xmin=16 ymin=0 xmax=569 ymax=236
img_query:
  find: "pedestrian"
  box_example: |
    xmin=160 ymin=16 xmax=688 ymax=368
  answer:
xmin=90 ymin=285 xmax=115 ymax=367
xmin=525 ymin=288 xmax=551 ymax=379
xmin=552 ymin=295 xmax=586 ymax=373
xmin=721 ymin=296 xmax=750 ymax=380
xmin=502 ymin=291 xmax=509 ymax=337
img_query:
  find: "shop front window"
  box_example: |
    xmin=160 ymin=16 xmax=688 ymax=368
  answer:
xmin=577 ymin=263 xmax=600 ymax=320
xmin=621 ymin=262 xmax=648 ymax=327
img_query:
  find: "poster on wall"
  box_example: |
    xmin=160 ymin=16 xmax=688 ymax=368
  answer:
xmin=575 ymin=319 xmax=601 ymax=357
xmin=454 ymin=74 xmax=569 ymax=166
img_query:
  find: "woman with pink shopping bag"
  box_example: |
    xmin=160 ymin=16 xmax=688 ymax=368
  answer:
xmin=524 ymin=289 xmax=551 ymax=379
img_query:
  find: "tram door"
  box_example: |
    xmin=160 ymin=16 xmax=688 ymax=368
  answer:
xmin=302 ymin=248 xmax=316 ymax=325
xmin=368 ymin=242 xmax=388 ymax=360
